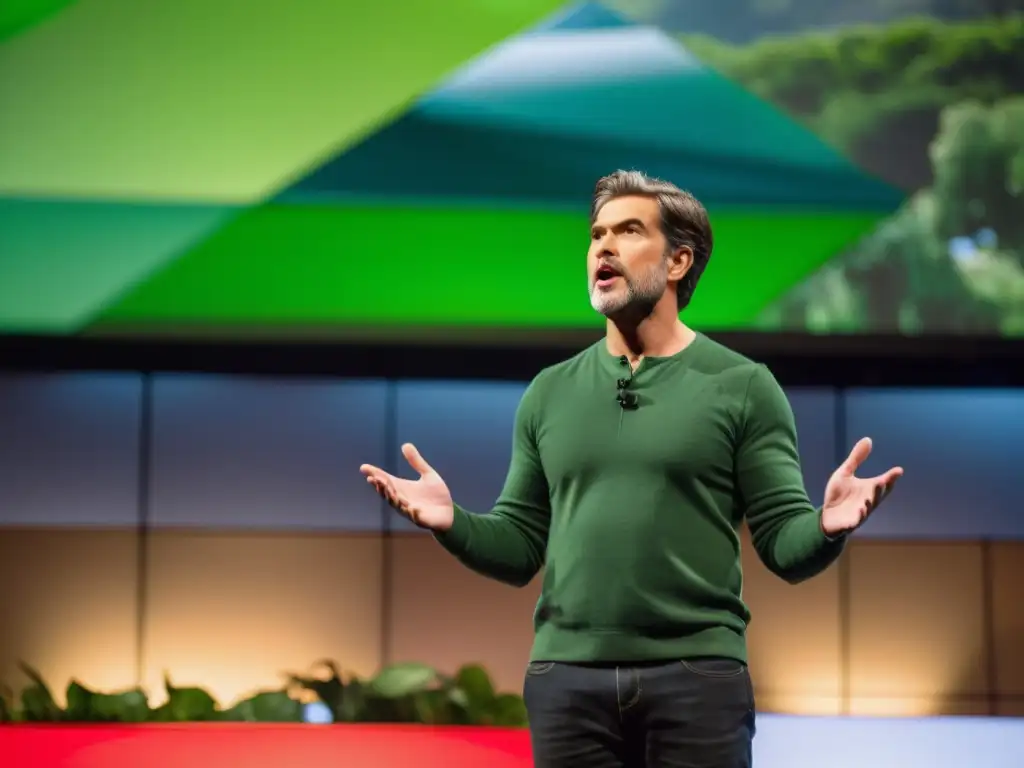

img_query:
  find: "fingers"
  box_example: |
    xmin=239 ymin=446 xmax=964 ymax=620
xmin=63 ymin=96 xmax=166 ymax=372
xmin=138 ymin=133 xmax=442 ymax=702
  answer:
xmin=360 ymin=465 xmax=394 ymax=497
xmin=364 ymin=474 xmax=421 ymax=523
xmin=361 ymin=467 xmax=426 ymax=526
xmin=360 ymin=455 xmax=428 ymax=523
xmin=359 ymin=463 xmax=386 ymax=479
xmin=840 ymin=437 xmax=873 ymax=475
xmin=861 ymin=470 xmax=902 ymax=517
xmin=363 ymin=471 xmax=395 ymax=502
xmin=878 ymin=466 xmax=904 ymax=486
xmin=360 ymin=464 xmax=399 ymax=496
xmin=870 ymin=468 xmax=903 ymax=502
xmin=880 ymin=473 xmax=900 ymax=501
xmin=401 ymin=443 xmax=434 ymax=476
xmin=870 ymin=482 xmax=883 ymax=512
xmin=359 ymin=464 xmax=399 ymax=503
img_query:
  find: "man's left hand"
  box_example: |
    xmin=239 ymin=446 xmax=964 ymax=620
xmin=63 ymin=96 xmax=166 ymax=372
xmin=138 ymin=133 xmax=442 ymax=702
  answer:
xmin=821 ymin=437 xmax=903 ymax=537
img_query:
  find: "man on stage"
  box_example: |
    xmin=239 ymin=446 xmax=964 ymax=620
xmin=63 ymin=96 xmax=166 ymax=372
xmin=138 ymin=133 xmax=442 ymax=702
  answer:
xmin=360 ymin=170 xmax=902 ymax=767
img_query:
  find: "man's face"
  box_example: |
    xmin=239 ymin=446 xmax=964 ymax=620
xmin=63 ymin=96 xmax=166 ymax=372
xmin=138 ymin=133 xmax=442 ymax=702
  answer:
xmin=588 ymin=195 xmax=670 ymax=317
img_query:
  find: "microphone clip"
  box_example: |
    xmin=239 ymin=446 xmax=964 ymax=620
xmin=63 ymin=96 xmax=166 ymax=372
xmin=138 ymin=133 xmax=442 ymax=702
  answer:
xmin=616 ymin=390 xmax=639 ymax=410
xmin=615 ymin=375 xmax=638 ymax=410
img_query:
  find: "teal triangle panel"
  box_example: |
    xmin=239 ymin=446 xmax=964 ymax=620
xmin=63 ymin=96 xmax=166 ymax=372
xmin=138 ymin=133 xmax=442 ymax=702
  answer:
xmin=529 ymin=0 xmax=634 ymax=33
xmin=279 ymin=2 xmax=902 ymax=212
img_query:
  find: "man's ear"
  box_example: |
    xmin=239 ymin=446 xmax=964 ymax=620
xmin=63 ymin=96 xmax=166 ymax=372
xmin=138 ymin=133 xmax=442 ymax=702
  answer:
xmin=667 ymin=245 xmax=694 ymax=283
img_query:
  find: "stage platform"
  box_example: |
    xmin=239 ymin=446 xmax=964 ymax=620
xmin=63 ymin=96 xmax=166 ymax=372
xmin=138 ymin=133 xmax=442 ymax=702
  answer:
xmin=2 ymin=715 xmax=1022 ymax=767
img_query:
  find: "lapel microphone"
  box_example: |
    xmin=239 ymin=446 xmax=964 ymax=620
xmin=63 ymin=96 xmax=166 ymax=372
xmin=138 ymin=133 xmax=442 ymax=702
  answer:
xmin=616 ymin=356 xmax=639 ymax=410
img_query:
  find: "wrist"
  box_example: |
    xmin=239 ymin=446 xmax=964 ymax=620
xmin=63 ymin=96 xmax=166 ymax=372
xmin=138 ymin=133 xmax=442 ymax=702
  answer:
xmin=433 ymin=504 xmax=467 ymax=542
xmin=819 ymin=514 xmax=848 ymax=543
xmin=431 ymin=506 xmax=456 ymax=532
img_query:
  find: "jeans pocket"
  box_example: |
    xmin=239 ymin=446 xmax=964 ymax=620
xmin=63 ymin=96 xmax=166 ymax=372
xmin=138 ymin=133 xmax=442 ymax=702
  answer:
xmin=525 ymin=661 xmax=556 ymax=677
xmin=680 ymin=657 xmax=747 ymax=678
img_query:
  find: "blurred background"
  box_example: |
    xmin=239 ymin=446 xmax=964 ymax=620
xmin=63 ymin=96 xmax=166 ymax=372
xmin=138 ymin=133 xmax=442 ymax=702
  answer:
xmin=1 ymin=376 xmax=1022 ymax=717
xmin=1 ymin=0 xmax=1022 ymax=765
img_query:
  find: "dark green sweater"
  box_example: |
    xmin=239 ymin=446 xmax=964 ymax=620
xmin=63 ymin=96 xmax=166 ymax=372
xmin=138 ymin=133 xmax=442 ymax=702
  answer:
xmin=435 ymin=334 xmax=844 ymax=663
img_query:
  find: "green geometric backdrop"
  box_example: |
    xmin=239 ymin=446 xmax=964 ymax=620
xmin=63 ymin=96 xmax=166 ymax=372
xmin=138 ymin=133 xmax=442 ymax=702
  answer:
xmin=0 ymin=0 xmax=902 ymax=338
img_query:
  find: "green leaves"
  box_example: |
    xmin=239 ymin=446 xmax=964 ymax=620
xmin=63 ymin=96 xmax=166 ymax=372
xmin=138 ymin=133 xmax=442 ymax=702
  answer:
xmin=741 ymin=15 xmax=1024 ymax=335
xmin=685 ymin=15 xmax=1023 ymax=193
xmin=288 ymin=659 xmax=349 ymax=720
xmin=932 ymin=97 xmax=1024 ymax=253
xmin=455 ymin=663 xmax=496 ymax=707
xmin=451 ymin=664 xmax=527 ymax=727
xmin=65 ymin=681 xmax=150 ymax=723
xmin=16 ymin=662 xmax=61 ymax=722
xmin=0 ymin=682 xmax=15 ymax=723
xmin=286 ymin=660 xmax=528 ymax=727
xmin=152 ymin=675 xmax=219 ymax=722
xmin=0 ymin=659 xmax=527 ymax=726
xmin=367 ymin=662 xmax=438 ymax=699
xmin=221 ymin=690 xmax=303 ymax=723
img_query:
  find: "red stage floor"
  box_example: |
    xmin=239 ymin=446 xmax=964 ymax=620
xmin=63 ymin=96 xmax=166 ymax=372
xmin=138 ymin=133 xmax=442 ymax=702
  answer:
xmin=1 ymin=724 xmax=534 ymax=767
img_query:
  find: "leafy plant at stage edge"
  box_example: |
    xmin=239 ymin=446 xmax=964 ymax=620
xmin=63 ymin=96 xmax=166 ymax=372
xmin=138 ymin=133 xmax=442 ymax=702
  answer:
xmin=0 ymin=659 xmax=527 ymax=727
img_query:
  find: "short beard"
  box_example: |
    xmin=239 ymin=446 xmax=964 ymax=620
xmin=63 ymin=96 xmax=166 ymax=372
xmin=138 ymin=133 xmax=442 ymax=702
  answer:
xmin=590 ymin=259 xmax=669 ymax=319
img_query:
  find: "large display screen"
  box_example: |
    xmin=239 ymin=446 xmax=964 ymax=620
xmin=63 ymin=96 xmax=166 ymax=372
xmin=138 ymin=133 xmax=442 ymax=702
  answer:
xmin=1 ymin=0 xmax=1021 ymax=340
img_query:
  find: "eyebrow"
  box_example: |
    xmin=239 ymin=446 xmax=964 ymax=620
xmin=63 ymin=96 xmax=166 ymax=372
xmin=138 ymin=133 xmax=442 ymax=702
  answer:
xmin=591 ymin=218 xmax=647 ymax=235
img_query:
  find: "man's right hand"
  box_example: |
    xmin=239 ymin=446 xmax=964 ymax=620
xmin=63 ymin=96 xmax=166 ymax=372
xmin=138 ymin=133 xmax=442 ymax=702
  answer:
xmin=360 ymin=443 xmax=455 ymax=531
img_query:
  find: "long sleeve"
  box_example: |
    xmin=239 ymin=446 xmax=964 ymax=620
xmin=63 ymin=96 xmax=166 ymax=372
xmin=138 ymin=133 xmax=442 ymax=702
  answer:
xmin=433 ymin=376 xmax=551 ymax=587
xmin=739 ymin=365 xmax=845 ymax=584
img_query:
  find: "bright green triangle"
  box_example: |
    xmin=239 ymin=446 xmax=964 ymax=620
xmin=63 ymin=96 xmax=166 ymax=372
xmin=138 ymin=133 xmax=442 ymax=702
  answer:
xmin=0 ymin=0 xmax=566 ymax=202
xmin=89 ymin=202 xmax=886 ymax=333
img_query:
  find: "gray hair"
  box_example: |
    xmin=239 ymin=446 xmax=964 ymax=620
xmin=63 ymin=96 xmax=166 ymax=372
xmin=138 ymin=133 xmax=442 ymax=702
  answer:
xmin=591 ymin=170 xmax=713 ymax=311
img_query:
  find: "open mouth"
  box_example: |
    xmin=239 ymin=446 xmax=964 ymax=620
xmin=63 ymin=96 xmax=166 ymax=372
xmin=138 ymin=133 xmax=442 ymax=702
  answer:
xmin=595 ymin=265 xmax=621 ymax=287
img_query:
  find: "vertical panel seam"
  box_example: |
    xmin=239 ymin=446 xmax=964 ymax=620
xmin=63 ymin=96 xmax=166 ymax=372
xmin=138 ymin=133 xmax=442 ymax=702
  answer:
xmin=835 ymin=387 xmax=851 ymax=715
xmin=134 ymin=372 xmax=154 ymax=689
xmin=379 ymin=379 xmax=398 ymax=668
xmin=980 ymin=539 xmax=998 ymax=715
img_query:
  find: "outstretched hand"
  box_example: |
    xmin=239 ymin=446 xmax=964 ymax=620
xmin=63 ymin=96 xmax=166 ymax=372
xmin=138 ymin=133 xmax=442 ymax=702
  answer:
xmin=360 ymin=443 xmax=455 ymax=532
xmin=821 ymin=437 xmax=903 ymax=537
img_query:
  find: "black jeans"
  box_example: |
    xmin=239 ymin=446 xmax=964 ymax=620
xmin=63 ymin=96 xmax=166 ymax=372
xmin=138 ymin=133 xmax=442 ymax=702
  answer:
xmin=522 ymin=658 xmax=755 ymax=768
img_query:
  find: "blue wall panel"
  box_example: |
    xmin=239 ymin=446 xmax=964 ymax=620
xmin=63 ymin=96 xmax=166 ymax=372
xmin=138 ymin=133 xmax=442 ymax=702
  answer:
xmin=1 ymin=372 xmax=1018 ymax=540
xmin=845 ymin=389 xmax=1024 ymax=540
xmin=787 ymin=388 xmax=838 ymax=507
xmin=149 ymin=375 xmax=388 ymax=530
xmin=0 ymin=372 xmax=142 ymax=527
xmin=391 ymin=380 xmax=527 ymax=533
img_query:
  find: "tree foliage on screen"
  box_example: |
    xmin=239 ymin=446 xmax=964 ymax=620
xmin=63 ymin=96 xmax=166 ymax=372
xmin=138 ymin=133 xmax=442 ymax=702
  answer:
xmin=614 ymin=0 xmax=1024 ymax=43
xmin=686 ymin=15 xmax=1024 ymax=334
